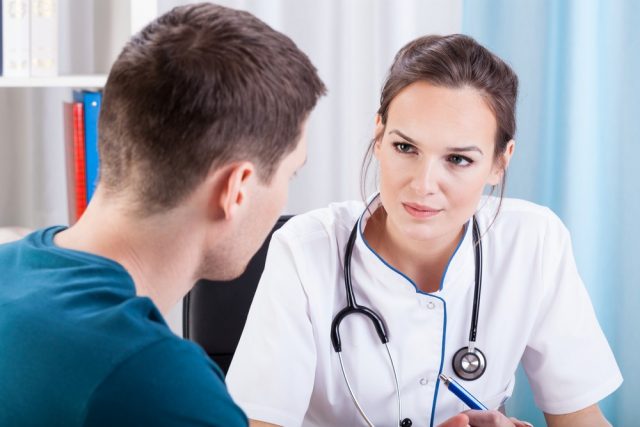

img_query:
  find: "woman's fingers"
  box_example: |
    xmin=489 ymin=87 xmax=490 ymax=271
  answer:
xmin=464 ymin=410 xmax=532 ymax=427
xmin=438 ymin=413 xmax=471 ymax=427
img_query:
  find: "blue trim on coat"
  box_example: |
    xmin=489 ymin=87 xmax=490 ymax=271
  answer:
xmin=430 ymin=300 xmax=447 ymax=427
xmin=355 ymin=199 xmax=450 ymax=425
xmin=357 ymin=197 xmax=469 ymax=294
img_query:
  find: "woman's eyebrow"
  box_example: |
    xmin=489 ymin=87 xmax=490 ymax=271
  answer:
xmin=389 ymin=129 xmax=418 ymax=144
xmin=389 ymin=129 xmax=484 ymax=155
xmin=446 ymin=146 xmax=484 ymax=155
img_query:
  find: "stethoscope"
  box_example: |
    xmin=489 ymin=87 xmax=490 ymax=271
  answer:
xmin=330 ymin=215 xmax=486 ymax=427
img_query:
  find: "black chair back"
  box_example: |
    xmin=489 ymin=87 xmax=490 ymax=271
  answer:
xmin=183 ymin=215 xmax=292 ymax=373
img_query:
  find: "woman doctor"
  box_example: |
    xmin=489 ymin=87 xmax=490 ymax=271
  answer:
xmin=226 ymin=34 xmax=622 ymax=427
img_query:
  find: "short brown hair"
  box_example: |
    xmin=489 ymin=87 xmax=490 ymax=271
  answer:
xmin=99 ymin=3 xmax=326 ymax=214
xmin=363 ymin=34 xmax=518 ymax=198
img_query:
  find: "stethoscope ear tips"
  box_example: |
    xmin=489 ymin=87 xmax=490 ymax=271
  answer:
xmin=400 ymin=418 xmax=413 ymax=427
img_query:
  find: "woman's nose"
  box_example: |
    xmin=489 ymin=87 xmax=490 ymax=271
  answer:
xmin=409 ymin=159 xmax=439 ymax=195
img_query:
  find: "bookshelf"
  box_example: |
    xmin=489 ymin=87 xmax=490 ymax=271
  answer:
xmin=0 ymin=0 xmax=185 ymax=336
xmin=0 ymin=0 xmax=158 ymax=228
xmin=0 ymin=75 xmax=108 ymax=87
xmin=0 ymin=0 xmax=157 ymax=87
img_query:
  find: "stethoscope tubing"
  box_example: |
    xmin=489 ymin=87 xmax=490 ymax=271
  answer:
xmin=331 ymin=214 xmax=485 ymax=426
xmin=337 ymin=342 xmax=402 ymax=427
xmin=469 ymin=218 xmax=483 ymax=344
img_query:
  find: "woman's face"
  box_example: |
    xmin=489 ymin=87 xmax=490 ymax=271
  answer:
xmin=374 ymin=81 xmax=513 ymax=243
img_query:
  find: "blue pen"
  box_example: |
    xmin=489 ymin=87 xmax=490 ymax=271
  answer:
xmin=439 ymin=374 xmax=488 ymax=410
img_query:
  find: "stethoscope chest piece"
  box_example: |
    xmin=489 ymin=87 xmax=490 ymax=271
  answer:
xmin=452 ymin=346 xmax=486 ymax=381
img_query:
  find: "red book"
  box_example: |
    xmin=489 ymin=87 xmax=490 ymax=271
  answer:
xmin=63 ymin=102 xmax=87 ymax=224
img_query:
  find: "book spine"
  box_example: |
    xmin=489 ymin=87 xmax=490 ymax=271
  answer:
xmin=72 ymin=102 xmax=87 ymax=218
xmin=81 ymin=91 xmax=102 ymax=202
xmin=2 ymin=0 xmax=30 ymax=77
xmin=63 ymin=102 xmax=76 ymax=224
xmin=29 ymin=0 xmax=57 ymax=77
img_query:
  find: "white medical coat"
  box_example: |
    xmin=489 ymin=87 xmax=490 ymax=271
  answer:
xmin=226 ymin=196 xmax=622 ymax=427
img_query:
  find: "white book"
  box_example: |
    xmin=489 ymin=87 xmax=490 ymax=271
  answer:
xmin=2 ymin=0 xmax=30 ymax=77
xmin=30 ymin=0 xmax=57 ymax=77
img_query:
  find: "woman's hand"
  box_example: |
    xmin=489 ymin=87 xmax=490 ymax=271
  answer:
xmin=464 ymin=410 xmax=533 ymax=427
xmin=438 ymin=413 xmax=470 ymax=427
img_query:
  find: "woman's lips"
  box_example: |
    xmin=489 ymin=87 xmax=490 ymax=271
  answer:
xmin=402 ymin=202 xmax=442 ymax=219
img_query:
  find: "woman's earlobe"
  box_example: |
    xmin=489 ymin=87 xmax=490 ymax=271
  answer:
xmin=487 ymin=164 xmax=505 ymax=186
xmin=374 ymin=124 xmax=384 ymax=142
xmin=488 ymin=141 xmax=514 ymax=186
xmin=503 ymin=140 xmax=515 ymax=168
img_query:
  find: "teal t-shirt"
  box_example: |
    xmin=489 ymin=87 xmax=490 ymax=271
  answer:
xmin=0 ymin=226 xmax=248 ymax=427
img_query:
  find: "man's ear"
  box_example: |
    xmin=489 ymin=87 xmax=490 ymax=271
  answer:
xmin=488 ymin=140 xmax=515 ymax=186
xmin=216 ymin=162 xmax=255 ymax=221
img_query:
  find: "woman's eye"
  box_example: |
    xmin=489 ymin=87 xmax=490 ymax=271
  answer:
xmin=448 ymin=154 xmax=472 ymax=166
xmin=392 ymin=142 xmax=415 ymax=154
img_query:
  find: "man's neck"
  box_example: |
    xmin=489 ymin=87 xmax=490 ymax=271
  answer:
xmin=54 ymin=190 xmax=202 ymax=316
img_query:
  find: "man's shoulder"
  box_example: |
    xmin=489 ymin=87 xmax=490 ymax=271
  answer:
xmin=102 ymin=336 xmax=225 ymax=388
xmin=84 ymin=336 xmax=248 ymax=426
xmin=0 ymin=237 xmax=246 ymax=426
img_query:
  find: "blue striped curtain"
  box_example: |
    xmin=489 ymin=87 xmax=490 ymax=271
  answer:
xmin=463 ymin=1 xmax=640 ymax=425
